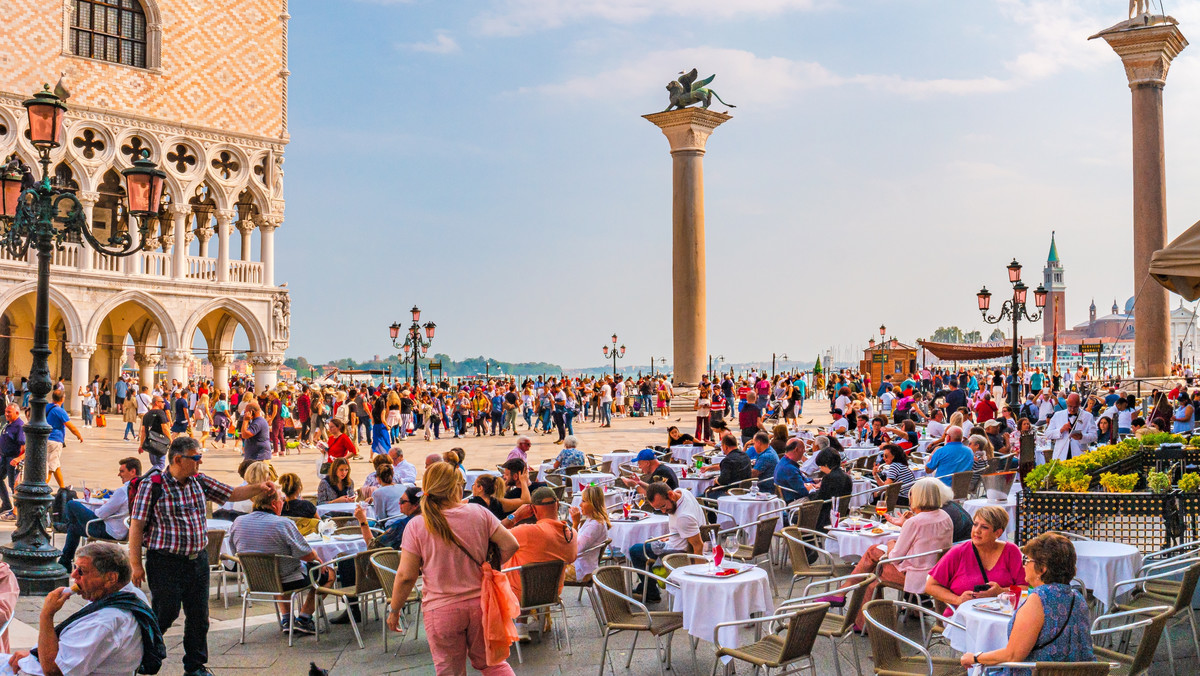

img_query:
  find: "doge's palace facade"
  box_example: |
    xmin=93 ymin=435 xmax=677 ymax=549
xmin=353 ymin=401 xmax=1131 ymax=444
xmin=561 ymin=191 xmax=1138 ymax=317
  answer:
xmin=0 ymin=0 xmax=291 ymax=413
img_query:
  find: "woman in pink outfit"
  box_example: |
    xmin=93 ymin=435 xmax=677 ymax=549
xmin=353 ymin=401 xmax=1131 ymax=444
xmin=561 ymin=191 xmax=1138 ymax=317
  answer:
xmin=0 ymin=562 xmax=17 ymax=652
xmin=388 ymin=462 xmax=519 ymax=675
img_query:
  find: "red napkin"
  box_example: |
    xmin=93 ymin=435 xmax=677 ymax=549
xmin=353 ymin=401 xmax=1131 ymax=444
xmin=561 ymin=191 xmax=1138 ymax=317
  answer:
xmin=714 ymin=568 xmax=739 ymax=577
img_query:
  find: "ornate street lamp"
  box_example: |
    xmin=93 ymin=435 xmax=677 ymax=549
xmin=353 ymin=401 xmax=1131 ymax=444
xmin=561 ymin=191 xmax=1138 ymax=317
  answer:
xmin=0 ymin=84 xmax=165 ymax=592
xmin=390 ymin=307 xmax=435 ymax=385
xmin=605 ymin=334 xmax=625 ymax=378
xmin=978 ymin=259 xmax=1047 ymax=409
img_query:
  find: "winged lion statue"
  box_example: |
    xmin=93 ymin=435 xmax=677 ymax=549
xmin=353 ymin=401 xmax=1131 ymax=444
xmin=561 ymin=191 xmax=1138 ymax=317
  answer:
xmin=664 ymin=69 xmax=736 ymax=111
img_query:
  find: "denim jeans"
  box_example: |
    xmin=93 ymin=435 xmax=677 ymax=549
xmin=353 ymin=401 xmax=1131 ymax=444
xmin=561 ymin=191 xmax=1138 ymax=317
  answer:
xmin=0 ymin=463 xmax=18 ymax=512
xmin=600 ymin=402 xmax=612 ymax=425
xmin=59 ymin=499 xmax=113 ymax=566
xmin=123 ymin=421 xmax=135 ymax=439
xmin=522 ymin=407 xmax=533 ymax=428
xmin=627 ymin=540 xmax=682 ymax=571
xmin=565 ymin=410 xmax=575 ymax=435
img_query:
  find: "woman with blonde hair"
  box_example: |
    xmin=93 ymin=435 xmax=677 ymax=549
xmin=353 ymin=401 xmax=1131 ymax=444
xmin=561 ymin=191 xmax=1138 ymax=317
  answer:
xmin=192 ymin=393 xmax=213 ymax=448
xmin=565 ymin=485 xmax=610 ymax=583
xmin=387 ymin=462 xmax=519 ymax=675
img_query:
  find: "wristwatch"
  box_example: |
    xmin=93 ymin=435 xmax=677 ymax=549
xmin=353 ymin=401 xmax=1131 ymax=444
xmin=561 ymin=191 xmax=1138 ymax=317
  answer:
xmin=972 ymin=654 xmax=981 ymax=665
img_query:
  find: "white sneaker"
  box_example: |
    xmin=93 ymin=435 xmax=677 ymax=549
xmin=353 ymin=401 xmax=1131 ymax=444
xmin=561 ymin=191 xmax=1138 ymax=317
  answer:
xmin=515 ymin=622 xmax=531 ymax=643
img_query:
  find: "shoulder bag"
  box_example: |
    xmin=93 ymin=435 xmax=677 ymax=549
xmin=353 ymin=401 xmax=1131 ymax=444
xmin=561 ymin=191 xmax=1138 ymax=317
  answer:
xmin=448 ymin=531 xmax=520 ymax=666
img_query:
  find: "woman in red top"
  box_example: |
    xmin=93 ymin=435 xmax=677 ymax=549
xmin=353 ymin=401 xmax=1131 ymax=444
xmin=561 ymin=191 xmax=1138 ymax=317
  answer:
xmin=325 ymin=418 xmax=357 ymax=459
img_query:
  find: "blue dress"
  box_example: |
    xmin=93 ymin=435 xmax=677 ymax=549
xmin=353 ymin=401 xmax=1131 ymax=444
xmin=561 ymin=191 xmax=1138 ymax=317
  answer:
xmin=1003 ymin=584 xmax=1094 ymax=676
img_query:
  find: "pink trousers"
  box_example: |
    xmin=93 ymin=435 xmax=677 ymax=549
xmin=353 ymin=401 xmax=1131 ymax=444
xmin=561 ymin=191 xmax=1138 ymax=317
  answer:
xmin=424 ymin=598 xmax=516 ymax=676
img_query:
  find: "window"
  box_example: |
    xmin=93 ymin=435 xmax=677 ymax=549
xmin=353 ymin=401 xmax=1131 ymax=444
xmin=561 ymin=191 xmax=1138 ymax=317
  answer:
xmin=70 ymin=0 xmax=147 ymax=69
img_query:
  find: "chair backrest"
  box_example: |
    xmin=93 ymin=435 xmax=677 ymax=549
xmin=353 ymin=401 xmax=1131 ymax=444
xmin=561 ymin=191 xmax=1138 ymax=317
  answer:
xmin=563 ymin=465 xmax=585 ymax=477
xmin=834 ymin=496 xmax=851 ymax=520
xmin=1166 ymin=560 xmax=1200 ymax=612
xmin=699 ymin=523 xmax=720 ymax=546
xmin=238 ymin=553 xmax=286 ymax=594
xmin=749 ymin=517 xmax=778 ymax=557
xmin=592 ymin=566 xmax=644 ymax=629
xmin=883 ymin=482 xmax=902 ymax=512
xmin=329 ymin=515 xmax=356 ymax=527
xmin=543 ymin=473 xmax=563 ymax=488
xmin=517 ymin=560 xmax=566 ymax=608
xmin=774 ymin=602 xmax=830 ymax=664
xmin=833 ymin=573 xmax=877 ymax=636
xmin=370 ymin=549 xmax=400 ymax=601
xmin=334 ymin=525 xmax=363 ymax=536
xmin=205 ymin=529 xmax=225 ymax=563
xmin=795 ymin=500 xmax=822 ymax=532
xmin=951 ymin=471 xmax=973 ymax=500
xmin=550 ymin=485 xmax=566 ymax=502
xmin=1028 ymin=663 xmax=1112 ymax=676
xmin=728 ymin=488 xmax=748 ymax=496
xmin=780 ymin=526 xmax=822 ymax=575
xmin=662 ymin=553 xmax=707 ymax=572
xmin=600 ymin=460 xmax=612 ymax=475
xmin=863 ymin=599 xmax=907 ymax=672
xmin=352 ymin=548 xmax=388 ymax=594
xmin=1122 ymin=609 xmax=1172 ymax=675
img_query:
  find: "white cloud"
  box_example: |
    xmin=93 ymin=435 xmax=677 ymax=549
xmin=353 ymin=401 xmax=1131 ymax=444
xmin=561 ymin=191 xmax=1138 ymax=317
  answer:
xmin=400 ymin=31 xmax=461 ymax=54
xmin=475 ymin=0 xmax=827 ymax=36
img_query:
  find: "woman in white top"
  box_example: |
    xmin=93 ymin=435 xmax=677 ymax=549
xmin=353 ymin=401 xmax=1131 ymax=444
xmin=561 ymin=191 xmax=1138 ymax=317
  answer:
xmin=192 ymin=393 xmax=213 ymax=448
xmin=566 ymin=485 xmax=610 ymax=583
xmin=694 ymin=385 xmax=712 ymax=442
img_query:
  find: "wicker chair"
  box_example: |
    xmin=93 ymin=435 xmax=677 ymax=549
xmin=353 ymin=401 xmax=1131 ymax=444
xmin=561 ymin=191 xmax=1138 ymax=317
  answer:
xmin=368 ymin=549 xmax=422 ymax=653
xmin=709 ymin=602 xmax=830 ymax=676
xmin=592 ymin=565 xmax=684 ymax=676
xmin=501 ymin=560 xmax=571 ymax=663
xmin=862 ymin=599 xmax=966 ymax=676
xmin=235 ymin=552 xmax=314 ymax=647
xmin=1092 ymin=605 xmax=1172 ymax=676
xmin=204 ymin=529 xmax=237 ymax=608
xmin=327 ymin=515 xmax=357 ymax=527
xmin=661 ymin=553 xmax=708 ymax=573
xmin=1108 ymin=557 xmax=1200 ymax=672
xmin=780 ymin=572 xmax=876 ymax=676
xmin=779 ymin=526 xmax=853 ymax=597
xmin=309 ymin=547 xmax=390 ymax=649
xmin=949 ymin=471 xmax=973 ymax=502
xmin=720 ymin=517 xmax=780 ymax=593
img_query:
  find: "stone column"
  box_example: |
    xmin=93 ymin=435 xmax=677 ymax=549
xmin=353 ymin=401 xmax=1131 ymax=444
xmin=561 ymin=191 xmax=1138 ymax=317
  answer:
xmin=65 ymin=343 xmax=95 ymax=416
xmin=76 ymin=192 xmax=98 ymax=272
xmin=258 ymin=216 xmax=279 ymax=287
xmin=162 ymin=348 xmax=188 ymax=387
xmin=209 ymin=352 xmax=231 ymax=393
xmin=194 ymin=206 xmax=214 ymax=259
xmin=249 ymin=353 xmax=283 ymax=390
xmin=168 ymin=204 xmax=189 ymax=280
xmin=237 ymin=220 xmax=255 ymax=262
xmin=643 ymin=108 xmax=731 ymax=387
xmin=133 ymin=352 xmax=160 ymax=391
xmin=215 ymin=210 xmax=234 ymax=283
xmin=1094 ymin=19 xmax=1187 ymax=378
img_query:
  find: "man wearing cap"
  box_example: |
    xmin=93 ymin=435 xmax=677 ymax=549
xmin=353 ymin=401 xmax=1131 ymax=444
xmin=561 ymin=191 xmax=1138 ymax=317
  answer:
xmin=501 ymin=486 xmax=577 ymax=640
xmin=829 ymin=409 xmax=849 ymax=435
xmin=619 ymin=449 xmax=678 ymax=494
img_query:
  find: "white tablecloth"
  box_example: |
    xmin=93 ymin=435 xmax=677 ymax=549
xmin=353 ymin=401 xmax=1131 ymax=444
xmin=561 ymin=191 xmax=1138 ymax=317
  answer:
xmin=316 ymin=502 xmax=356 ymax=516
xmin=1074 ymin=541 xmax=1142 ymax=609
xmin=849 ymin=477 xmax=873 ymax=509
xmin=677 ymin=474 xmax=717 ymax=496
xmin=963 ymin=498 xmax=1017 ymax=541
xmin=464 ymin=468 xmax=499 ymax=487
xmin=667 ymin=564 xmax=775 ymax=649
xmin=716 ymin=495 xmax=785 ymax=531
xmin=671 ymin=445 xmax=705 ymax=464
xmin=843 ymin=446 xmax=879 ymax=462
xmin=602 ymin=452 xmax=638 ymax=475
xmin=827 ymin=524 xmax=899 ymax=559
xmin=571 ymin=487 xmax=630 ymax=509
xmin=607 ymin=514 xmax=669 ymax=556
xmin=305 ymin=534 xmax=367 ymax=562
xmin=945 ymin=598 xmax=1012 ymax=654
xmin=570 ymin=472 xmax=615 ymax=492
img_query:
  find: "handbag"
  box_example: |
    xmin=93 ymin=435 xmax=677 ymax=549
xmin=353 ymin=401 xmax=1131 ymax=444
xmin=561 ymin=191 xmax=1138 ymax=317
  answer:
xmin=142 ymin=430 xmax=169 ymax=456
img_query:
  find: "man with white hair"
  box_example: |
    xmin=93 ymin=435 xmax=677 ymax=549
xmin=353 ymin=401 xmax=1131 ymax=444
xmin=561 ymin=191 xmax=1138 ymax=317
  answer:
xmin=924 ymin=427 xmax=974 ymax=487
xmin=507 ymin=435 xmax=532 ymax=462
xmin=1045 ymin=392 xmax=1097 ymax=461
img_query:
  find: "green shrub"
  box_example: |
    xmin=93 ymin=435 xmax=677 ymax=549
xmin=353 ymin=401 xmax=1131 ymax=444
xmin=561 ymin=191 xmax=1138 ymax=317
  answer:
xmin=1147 ymin=470 xmax=1171 ymax=494
xmin=1099 ymin=472 xmax=1139 ymax=493
xmin=1180 ymin=473 xmax=1200 ymax=493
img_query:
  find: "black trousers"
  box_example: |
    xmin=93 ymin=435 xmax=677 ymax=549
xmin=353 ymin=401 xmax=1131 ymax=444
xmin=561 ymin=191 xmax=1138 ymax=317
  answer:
xmin=147 ymin=549 xmax=209 ymax=673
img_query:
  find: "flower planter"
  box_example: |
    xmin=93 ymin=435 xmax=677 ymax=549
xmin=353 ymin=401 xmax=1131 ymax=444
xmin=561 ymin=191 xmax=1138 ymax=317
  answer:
xmin=1015 ymin=490 xmax=1183 ymax=554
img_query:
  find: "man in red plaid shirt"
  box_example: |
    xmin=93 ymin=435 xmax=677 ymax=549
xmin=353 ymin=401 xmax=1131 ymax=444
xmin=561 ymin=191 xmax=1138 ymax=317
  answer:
xmin=127 ymin=436 xmax=274 ymax=676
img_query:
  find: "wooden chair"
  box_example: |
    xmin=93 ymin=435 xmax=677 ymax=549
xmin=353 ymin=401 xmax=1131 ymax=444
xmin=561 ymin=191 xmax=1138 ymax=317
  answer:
xmin=235 ymin=552 xmax=314 ymax=647
xmin=862 ymin=599 xmax=966 ymax=676
xmin=709 ymin=602 xmax=829 ymax=676
xmin=501 ymin=560 xmax=571 ymax=663
xmin=592 ymin=565 xmax=684 ymax=676
xmin=949 ymin=471 xmax=973 ymax=502
xmin=368 ymin=549 xmax=422 ymax=653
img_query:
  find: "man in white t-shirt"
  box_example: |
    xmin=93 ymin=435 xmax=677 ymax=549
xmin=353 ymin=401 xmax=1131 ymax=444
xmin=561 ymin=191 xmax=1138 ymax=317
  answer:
xmin=926 ymin=409 xmax=947 ymax=439
xmin=627 ymin=484 xmax=704 ymax=602
xmin=134 ymin=386 xmax=153 ymax=416
xmin=599 ymin=381 xmax=613 ymax=427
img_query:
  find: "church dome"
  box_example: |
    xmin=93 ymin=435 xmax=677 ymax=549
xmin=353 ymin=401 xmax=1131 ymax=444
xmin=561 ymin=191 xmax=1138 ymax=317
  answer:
xmin=1124 ymin=296 xmax=1135 ymax=315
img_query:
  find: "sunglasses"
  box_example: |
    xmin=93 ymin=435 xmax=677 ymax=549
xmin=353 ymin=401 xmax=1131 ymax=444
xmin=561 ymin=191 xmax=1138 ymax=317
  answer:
xmin=182 ymin=454 xmax=203 ymax=462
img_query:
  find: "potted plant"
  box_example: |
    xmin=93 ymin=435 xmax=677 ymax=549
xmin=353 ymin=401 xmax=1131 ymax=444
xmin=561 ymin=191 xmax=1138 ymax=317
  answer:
xmin=1180 ymin=472 xmax=1200 ymax=493
xmin=1147 ymin=470 xmax=1171 ymax=494
xmin=1099 ymin=472 xmax=1139 ymax=493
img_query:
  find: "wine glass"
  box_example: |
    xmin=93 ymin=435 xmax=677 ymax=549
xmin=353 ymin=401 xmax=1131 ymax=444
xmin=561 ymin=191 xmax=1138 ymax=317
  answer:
xmin=875 ymin=503 xmax=887 ymax=522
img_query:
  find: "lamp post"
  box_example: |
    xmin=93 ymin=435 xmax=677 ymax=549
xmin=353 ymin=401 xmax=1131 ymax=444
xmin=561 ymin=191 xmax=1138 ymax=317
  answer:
xmin=772 ymin=352 xmax=788 ymax=379
xmin=650 ymin=357 xmax=667 ymax=378
xmin=603 ymin=334 xmax=625 ymax=378
xmin=389 ymin=305 xmax=435 ymax=386
xmin=708 ymin=354 xmax=724 ymax=381
xmin=0 ymin=84 xmax=165 ymax=592
xmin=977 ymin=259 xmax=1047 ymax=409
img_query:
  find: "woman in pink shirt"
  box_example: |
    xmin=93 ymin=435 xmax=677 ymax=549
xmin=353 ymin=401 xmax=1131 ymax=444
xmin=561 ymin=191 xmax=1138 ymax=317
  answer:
xmin=850 ymin=477 xmax=953 ymax=629
xmin=389 ymin=462 xmax=519 ymax=675
xmin=926 ymin=505 xmax=1025 ymax=615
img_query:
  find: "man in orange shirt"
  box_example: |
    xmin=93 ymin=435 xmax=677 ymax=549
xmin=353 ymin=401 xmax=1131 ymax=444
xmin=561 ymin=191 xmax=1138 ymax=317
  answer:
xmin=502 ymin=486 xmax=577 ymax=641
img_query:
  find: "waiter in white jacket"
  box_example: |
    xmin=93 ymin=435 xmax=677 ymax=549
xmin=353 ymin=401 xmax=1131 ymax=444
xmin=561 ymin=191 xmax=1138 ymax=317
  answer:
xmin=1045 ymin=392 xmax=1097 ymax=461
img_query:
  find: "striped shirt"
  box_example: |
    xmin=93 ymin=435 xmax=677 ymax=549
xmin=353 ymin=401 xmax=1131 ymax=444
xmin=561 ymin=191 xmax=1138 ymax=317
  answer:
xmin=130 ymin=472 xmax=232 ymax=556
xmin=228 ymin=510 xmax=313 ymax=583
xmin=882 ymin=462 xmax=916 ymax=498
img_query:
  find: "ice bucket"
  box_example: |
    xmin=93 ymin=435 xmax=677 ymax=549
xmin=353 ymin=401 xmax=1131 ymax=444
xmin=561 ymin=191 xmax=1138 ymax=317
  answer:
xmin=981 ymin=471 xmax=1016 ymax=502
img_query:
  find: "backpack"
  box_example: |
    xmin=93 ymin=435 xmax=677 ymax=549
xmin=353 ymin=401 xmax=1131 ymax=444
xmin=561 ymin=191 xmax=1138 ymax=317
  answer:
xmin=127 ymin=469 xmax=165 ymax=520
xmin=51 ymin=486 xmax=79 ymax=533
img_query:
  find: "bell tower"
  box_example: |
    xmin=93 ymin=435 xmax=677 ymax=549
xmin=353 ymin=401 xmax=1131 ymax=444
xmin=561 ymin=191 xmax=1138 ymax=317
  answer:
xmin=1043 ymin=231 xmax=1067 ymax=340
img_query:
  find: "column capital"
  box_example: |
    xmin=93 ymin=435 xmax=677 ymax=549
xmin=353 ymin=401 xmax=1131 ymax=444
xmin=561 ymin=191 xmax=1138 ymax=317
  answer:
xmin=133 ymin=352 xmax=161 ymax=368
xmin=165 ymin=203 xmax=191 ymax=219
xmin=256 ymin=215 xmax=283 ymax=231
xmin=235 ymin=218 xmax=256 ymax=235
xmin=643 ymin=108 xmax=732 ymax=153
xmin=77 ymin=191 xmax=100 ymax=207
xmin=208 ymin=352 xmax=233 ymax=367
xmin=65 ymin=342 xmax=96 ymax=359
xmin=1091 ymin=20 xmax=1188 ymax=87
xmin=249 ymin=353 xmax=284 ymax=369
xmin=214 ymin=209 xmax=236 ymax=227
xmin=162 ymin=348 xmax=190 ymax=365
xmin=194 ymin=226 xmax=213 ymax=241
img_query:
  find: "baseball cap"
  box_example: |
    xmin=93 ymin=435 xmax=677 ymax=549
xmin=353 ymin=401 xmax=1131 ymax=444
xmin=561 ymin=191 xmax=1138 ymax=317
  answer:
xmin=530 ymin=486 xmax=558 ymax=505
xmin=832 ymin=408 xmax=843 ymax=416
xmin=635 ymin=449 xmax=657 ymax=462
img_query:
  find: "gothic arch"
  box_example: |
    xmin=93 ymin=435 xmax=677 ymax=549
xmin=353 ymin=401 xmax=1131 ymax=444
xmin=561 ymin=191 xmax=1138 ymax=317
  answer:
xmin=181 ymin=298 xmax=268 ymax=355
xmin=61 ymin=0 xmax=163 ymax=71
xmin=84 ymin=289 xmax=178 ymax=350
xmin=0 ymin=282 xmax=84 ymax=344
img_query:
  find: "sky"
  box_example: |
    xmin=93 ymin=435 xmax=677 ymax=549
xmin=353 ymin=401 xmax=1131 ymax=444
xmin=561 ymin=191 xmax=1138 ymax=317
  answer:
xmin=278 ymin=0 xmax=1200 ymax=371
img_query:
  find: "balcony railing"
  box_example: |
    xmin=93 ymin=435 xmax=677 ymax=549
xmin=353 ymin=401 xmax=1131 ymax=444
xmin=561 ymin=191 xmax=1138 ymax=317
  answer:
xmin=229 ymin=260 xmax=264 ymax=285
xmin=0 ymin=243 xmax=267 ymax=286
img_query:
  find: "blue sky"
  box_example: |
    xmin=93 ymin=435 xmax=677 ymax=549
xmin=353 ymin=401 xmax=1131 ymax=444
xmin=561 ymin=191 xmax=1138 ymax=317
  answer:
xmin=278 ymin=0 xmax=1200 ymax=369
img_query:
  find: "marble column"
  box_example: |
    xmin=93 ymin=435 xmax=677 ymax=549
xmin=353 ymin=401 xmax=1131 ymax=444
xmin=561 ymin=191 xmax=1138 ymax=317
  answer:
xmin=168 ymin=204 xmax=189 ymax=280
xmin=162 ymin=348 xmax=188 ymax=387
xmin=237 ymin=220 xmax=254 ymax=262
xmin=215 ymin=210 xmax=234 ymax=283
xmin=1094 ymin=18 xmax=1187 ymax=379
xmin=133 ymin=352 xmax=160 ymax=391
xmin=258 ymin=216 xmax=279 ymax=287
xmin=643 ymin=108 xmax=731 ymax=387
xmin=76 ymin=192 xmax=98 ymax=272
xmin=65 ymin=343 xmax=96 ymax=416
xmin=194 ymin=207 xmax=213 ymax=259
xmin=125 ymin=214 xmax=143 ymax=276
xmin=209 ymin=352 xmax=231 ymax=393
xmin=249 ymin=353 xmax=283 ymax=390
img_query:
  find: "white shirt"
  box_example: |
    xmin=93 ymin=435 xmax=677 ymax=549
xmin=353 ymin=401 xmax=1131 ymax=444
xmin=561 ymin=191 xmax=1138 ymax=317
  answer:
xmin=880 ymin=392 xmax=895 ymax=414
xmin=665 ymin=489 xmax=704 ymax=551
xmin=94 ymin=482 xmax=131 ymax=540
xmin=1045 ymin=408 xmax=1098 ymax=461
xmin=393 ymin=459 xmax=418 ymax=485
xmin=830 ymin=418 xmax=849 ymax=434
xmin=11 ymin=583 xmax=147 ymax=676
xmin=600 ymin=384 xmax=612 ymax=404
xmin=1102 ymin=406 xmax=1134 ymax=430
xmin=134 ymin=393 xmax=151 ymax=416
xmin=926 ymin=420 xmax=946 ymax=438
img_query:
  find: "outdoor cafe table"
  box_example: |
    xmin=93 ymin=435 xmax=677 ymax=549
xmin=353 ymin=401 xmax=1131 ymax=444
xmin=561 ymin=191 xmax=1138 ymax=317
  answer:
xmin=826 ymin=519 xmax=901 ymax=559
xmin=848 ymin=474 xmax=874 ymax=509
xmin=606 ymin=513 xmax=669 ymax=557
xmin=316 ymin=502 xmax=357 ymax=517
xmin=570 ymin=472 xmax=616 ymax=493
xmin=843 ymin=445 xmax=879 ymax=462
xmin=464 ymin=468 xmax=500 ymax=487
xmin=667 ymin=563 xmax=774 ymax=652
xmin=601 ymin=451 xmax=639 ymax=475
xmin=945 ymin=597 xmax=1012 ymax=655
xmin=963 ymin=497 xmax=1017 ymax=541
xmin=675 ymin=469 xmax=718 ymax=496
xmin=671 ymin=445 xmax=706 ymax=464
xmin=304 ymin=533 xmax=367 ymax=562
xmin=570 ymin=486 xmax=630 ymax=509
xmin=716 ymin=495 xmax=785 ymax=531
xmin=1074 ymin=540 xmax=1142 ymax=609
